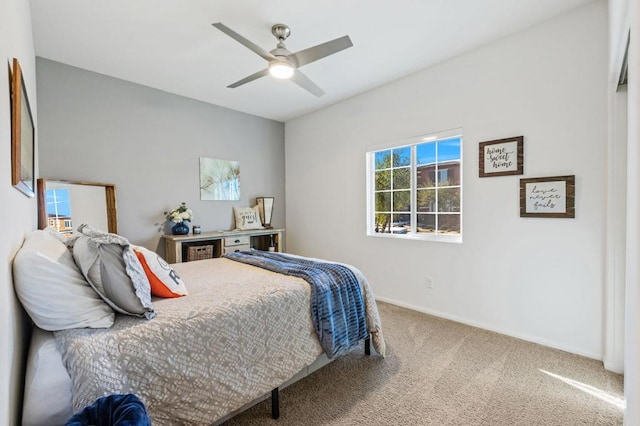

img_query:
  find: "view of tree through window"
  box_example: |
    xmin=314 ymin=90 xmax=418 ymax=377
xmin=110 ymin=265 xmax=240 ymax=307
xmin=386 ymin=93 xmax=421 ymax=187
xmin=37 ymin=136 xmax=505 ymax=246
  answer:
xmin=369 ymin=133 xmax=462 ymax=240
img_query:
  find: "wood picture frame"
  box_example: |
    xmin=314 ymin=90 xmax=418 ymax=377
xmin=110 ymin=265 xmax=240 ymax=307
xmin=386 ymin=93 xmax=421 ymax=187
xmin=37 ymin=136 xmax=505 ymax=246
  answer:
xmin=37 ymin=179 xmax=118 ymax=234
xmin=479 ymin=136 xmax=523 ymax=177
xmin=520 ymin=175 xmax=575 ymax=218
xmin=11 ymin=58 xmax=35 ymax=197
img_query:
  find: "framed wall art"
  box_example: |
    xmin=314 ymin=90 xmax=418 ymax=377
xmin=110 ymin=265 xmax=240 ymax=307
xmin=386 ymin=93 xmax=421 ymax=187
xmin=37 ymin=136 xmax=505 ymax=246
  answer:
xmin=479 ymin=136 xmax=523 ymax=177
xmin=11 ymin=58 xmax=35 ymax=197
xmin=520 ymin=175 xmax=575 ymax=218
xmin=199 ymin=157 xmax=240 ymax=201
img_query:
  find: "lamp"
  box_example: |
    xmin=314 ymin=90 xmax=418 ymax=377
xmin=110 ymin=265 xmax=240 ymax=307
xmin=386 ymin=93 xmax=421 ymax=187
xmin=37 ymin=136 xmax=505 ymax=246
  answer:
xmin=269 ymin=61 xmax=294 ymax=79
xmin=256 ymin=197 xmax=274 ymax=229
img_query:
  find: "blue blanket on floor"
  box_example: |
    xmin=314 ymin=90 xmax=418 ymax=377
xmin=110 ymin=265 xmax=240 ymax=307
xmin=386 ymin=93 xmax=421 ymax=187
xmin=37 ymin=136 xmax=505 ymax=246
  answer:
xmin=65 ymin=394 xmax=151 ymax=426
xmin=223 ymin=251 xmax=368 ymax=358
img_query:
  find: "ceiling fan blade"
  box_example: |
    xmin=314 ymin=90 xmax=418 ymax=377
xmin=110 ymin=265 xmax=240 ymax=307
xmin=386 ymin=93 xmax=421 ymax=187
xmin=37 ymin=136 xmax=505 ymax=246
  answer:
xmin=212 ymin=23 xmax=276 ymax=62
xmin=290 ymin=70 xmax=325 ymax=97
xmin=227 ymin=68 xmax=270 ymax=88
xmin=289 ymin=35 xmax=353 ymax=67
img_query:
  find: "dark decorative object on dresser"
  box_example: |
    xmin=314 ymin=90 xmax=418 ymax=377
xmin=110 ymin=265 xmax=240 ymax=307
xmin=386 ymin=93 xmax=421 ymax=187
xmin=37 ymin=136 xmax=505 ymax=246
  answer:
xmin=171 ymin=222 xmax=190 ymax=235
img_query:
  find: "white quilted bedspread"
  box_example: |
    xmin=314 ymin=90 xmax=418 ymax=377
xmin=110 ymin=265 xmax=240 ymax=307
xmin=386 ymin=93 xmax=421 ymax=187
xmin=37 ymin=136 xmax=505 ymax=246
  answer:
xmin=54 ymin=257 xmax=384 ymax=425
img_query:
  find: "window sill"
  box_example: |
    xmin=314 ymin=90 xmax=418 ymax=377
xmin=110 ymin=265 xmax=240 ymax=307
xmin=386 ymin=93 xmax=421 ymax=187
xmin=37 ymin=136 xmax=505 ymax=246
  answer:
xmin=367 ymin=232 xmax=462 ymax=244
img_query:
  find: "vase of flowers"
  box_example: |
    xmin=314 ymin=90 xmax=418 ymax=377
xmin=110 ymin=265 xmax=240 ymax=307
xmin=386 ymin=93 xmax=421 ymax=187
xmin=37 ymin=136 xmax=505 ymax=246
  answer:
xmin=165 ymin=202 xmax=193 ymax=235
xmin=171 ymin=222 xmax=189 ymax=235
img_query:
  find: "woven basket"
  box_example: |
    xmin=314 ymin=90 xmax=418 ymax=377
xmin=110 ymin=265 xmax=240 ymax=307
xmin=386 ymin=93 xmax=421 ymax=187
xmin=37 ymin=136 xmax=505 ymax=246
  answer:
xmin=186 ymin=245 xmax=214 ymax=261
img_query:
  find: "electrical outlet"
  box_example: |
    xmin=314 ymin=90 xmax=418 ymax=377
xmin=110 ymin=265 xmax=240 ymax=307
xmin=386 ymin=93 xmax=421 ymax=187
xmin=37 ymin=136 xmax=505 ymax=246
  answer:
xmin=425 ymin=276 xmax=433 ymax=289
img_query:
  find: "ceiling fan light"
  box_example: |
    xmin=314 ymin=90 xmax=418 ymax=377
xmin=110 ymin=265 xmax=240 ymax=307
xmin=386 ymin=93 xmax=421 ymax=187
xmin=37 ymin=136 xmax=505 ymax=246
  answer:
xmin=269 ymin=61 xmax=294 ymax=79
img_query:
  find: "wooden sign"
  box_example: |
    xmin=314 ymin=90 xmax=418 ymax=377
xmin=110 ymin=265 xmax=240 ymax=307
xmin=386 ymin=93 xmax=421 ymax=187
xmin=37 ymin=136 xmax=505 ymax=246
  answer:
xmin=479 ymin=136 xmax=523 ymax=177
xmin=520 ymin=175 xmax=575 ymax=218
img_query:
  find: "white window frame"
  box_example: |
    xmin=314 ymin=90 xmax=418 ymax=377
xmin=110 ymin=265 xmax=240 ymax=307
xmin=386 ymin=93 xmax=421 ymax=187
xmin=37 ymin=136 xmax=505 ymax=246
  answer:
xmin=366 ymin=128 xmax=463 ymax=243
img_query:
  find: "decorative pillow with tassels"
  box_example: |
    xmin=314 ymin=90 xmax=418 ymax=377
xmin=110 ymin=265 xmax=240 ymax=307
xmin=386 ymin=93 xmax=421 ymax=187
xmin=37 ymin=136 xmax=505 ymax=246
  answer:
xmin=72 ymin=224 xmax=155 ymax=319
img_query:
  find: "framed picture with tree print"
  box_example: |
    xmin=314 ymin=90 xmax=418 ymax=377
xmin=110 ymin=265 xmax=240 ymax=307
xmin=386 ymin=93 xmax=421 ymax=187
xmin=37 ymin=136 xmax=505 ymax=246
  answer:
xmin=11 ymin=58 xmax=35 ymax=197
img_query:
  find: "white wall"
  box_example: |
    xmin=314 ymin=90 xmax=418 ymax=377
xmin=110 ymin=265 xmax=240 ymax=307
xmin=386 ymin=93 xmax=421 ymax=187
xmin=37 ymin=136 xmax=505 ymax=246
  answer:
xmin=623 ymin=37 xmax=639 ymax=423
xmin=285 ymin=2 xmax=607 ymax=359
xmin=0 ymin=0 xmax=37 ymax=424
xmin=608 ymin=0 xmax=640 ymax=423
xmin=604 ymin=87 xmax=627 ymax=374
xmin=606 ymin=0 xmax=629 ymax=376
xmin=36 ymin=59 xmax=285 ymax=254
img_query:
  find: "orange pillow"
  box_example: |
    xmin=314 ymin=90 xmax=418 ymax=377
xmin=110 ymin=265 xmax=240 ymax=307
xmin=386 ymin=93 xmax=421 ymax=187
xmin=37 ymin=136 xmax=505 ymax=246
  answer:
xmin=133 ymin=246 xmax=188 ymax=298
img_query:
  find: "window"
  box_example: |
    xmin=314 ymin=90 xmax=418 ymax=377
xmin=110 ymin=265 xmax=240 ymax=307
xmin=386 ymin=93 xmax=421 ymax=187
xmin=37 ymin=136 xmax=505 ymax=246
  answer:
xmin=367 ymin=130 xmax=462 ymax=242
xmin=45 ymin=188 xmax=73 ymax=234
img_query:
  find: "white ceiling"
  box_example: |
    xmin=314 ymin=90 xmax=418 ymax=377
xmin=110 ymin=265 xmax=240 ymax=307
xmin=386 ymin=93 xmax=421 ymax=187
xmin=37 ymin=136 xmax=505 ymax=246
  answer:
xmin=30 ymin=0 xmax=595 ymax=122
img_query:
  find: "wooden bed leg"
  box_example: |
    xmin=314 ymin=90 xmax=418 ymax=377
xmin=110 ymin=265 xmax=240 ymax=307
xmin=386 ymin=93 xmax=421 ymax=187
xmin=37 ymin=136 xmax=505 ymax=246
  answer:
xmin=271 ymin=388 xmax=280 ymax=419
xmin=365 ymin=337 xmax=371 ymax=355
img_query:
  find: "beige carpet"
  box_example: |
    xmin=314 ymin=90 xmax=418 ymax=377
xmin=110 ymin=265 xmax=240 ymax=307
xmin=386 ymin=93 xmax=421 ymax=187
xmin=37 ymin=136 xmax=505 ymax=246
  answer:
xmin=223 ymin=302 xmax=624 ymax=425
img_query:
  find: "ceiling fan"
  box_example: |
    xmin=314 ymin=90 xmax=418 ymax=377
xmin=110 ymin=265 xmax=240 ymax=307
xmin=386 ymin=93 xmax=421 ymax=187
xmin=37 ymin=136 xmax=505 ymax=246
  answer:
xmin=211 ymin=23 xmax=353 ymax=97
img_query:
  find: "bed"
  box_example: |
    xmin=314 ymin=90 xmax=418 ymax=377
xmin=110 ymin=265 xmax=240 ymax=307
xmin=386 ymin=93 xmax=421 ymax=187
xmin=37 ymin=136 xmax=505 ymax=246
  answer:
xmin=14 ymin=226 xmax=385 ymax=425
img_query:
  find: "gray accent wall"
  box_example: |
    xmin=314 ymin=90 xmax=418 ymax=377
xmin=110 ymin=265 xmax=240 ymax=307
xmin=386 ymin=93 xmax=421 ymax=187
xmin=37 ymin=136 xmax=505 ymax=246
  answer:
xmin=36 ymin=58 xmax=285 ymax=253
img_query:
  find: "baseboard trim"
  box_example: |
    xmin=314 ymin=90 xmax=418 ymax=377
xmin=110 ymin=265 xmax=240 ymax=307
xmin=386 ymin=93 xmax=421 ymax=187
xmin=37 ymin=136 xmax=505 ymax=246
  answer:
xmin=375 ymin=296 xmax=603 ymax=362
xmin=603 ymin=357 xmax=624 ymax=374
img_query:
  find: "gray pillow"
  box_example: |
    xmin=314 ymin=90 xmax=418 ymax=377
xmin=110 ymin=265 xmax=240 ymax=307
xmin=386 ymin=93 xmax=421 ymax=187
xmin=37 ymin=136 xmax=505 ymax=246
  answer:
xmin=72 ymin=226 xmax=155 ymax=319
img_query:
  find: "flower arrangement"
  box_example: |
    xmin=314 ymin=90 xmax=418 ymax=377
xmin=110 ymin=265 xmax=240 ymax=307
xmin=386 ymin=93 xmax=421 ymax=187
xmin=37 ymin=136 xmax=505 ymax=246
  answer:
xmin=164 ymin=202 xmax=193 ymax=224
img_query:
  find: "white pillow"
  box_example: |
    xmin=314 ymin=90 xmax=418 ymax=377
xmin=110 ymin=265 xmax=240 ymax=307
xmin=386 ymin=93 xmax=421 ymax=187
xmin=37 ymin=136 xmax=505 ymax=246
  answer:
xmin=233 ymin=206 xmax=264 ymax=230
xmin=22 ymin=327 xmax=73 ymax=426
xmin=73 ymin=225 xmax=155 ymax=319
xmin=13 ymin=228 xmax=115 ymax=331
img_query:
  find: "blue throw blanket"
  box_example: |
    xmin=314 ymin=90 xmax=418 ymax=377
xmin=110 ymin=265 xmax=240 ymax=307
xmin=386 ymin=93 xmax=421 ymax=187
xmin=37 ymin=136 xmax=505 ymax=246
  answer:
xmin=66 ymin=394 xmax=151 ymax=426
xmin=223 ymin=251 xmax=368 ymax=358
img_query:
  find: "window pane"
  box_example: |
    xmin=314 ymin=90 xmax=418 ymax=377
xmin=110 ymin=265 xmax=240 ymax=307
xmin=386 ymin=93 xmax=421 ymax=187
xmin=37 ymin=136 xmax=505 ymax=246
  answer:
xmin=45 ymin=188 xmax=72 ymax=216
xmin=393 ymin=190 xmax=410 ymax=212
xmin=375 ymin=151 xmax=391 ymax=170
xmin=417 ymin=188 xmax=436 ymax=212
xmin=393 ymin=168 xmax=410 ymax=189
xmin=375 ymin=192 xmax=391 ymax=211
xmin=46 ymin=188 xmax=73 ymax=234
xmin=417 ymin=142 xmax=436 ymax=166
xmin=438 ymin=188 xmax=460 ymax=212
xmin=417 ymin=214 xmax=436 ymax=234
xmin=438 ymin=214 xmax=461 ymax=234
xmin=437 ymin=161 xmax=460 ymax=186
xmin=375 ymin=170 xmax=391 ymax=190
xmin=393 ymin=147 xmax=410 ymax=167
xmin=374 ymin=214 xmax=391 ymax=233
xmin=392 ymin=214 xmax=410 ymax=234
xmin=437 ymin=138 xmax=461 ymax=162
xmin=416 ymin=164 xmax=436 ymax=188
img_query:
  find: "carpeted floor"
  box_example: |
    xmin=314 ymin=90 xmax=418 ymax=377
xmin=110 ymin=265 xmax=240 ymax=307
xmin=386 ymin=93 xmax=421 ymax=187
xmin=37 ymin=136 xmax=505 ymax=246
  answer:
xmin=223 ymin=302 xmax=624 ymax=425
